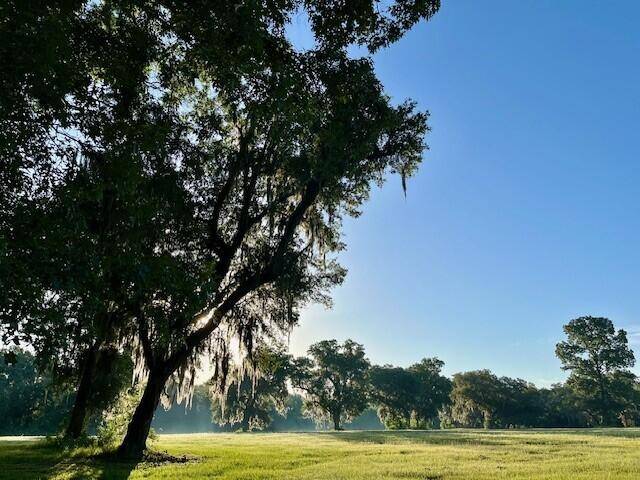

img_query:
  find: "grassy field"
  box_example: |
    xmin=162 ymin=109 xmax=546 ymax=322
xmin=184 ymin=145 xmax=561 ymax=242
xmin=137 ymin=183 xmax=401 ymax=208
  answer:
xmin=1 ymin=429 xmax=640 ymax=480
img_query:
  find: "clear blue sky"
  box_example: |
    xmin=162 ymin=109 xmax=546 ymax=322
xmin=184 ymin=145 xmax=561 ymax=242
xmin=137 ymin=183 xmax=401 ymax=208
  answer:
xmin=288 ymin=0 xmax=640 ymax=386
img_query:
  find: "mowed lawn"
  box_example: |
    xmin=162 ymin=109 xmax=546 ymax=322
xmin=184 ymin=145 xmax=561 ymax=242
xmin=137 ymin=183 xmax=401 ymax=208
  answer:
xmin=1 ymin=429 xmax=640 ymax=480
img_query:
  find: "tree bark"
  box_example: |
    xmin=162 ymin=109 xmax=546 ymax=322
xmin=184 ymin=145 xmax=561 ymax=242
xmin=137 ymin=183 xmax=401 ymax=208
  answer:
xmin=240 ymin=414 xmax=250 ymax=432
xmin=65 ymin=343 xmax=99 ymax=439
xmin=240 ymin=398 xmax=254 ymax=432
xmin=483 ymin=410 xmax=492 ymax=429
xmin=598 ymin=376 xmax=609 ymax=426
xmin=332 ymin=410 xmax=342 ymax=431
xmin=116 ymin=367 xmax=167 ymax=459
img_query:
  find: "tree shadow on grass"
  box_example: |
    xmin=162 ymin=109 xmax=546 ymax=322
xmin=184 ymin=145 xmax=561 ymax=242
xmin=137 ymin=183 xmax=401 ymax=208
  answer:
xmin=322 ymin=429 xmax=605 ymax=447
xmin=577 ymin=427 xmax=640 ymax=439
xmin=323 ymin=430 xmax=512 ymax=447
xmin=0 ymin=440 xmax=137 ymax=480
xmin=0 ymin=439 xmax=201 ymax=480
xmin=45 ymin=455 xmax=138 ymax=480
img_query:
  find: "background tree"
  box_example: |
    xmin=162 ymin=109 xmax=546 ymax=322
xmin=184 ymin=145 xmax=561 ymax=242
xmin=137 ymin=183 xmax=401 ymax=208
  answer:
xmin=441 ymin=371 xmax=602 ymax=429
xmin=0 ymin=349 xmax=74 ymax=435
xmin=556 ymin=316 xmax=636 ymax=425
xmin=496 ymin=377 xmax=544 ymax=428
xmin=536 ymin=384 xmax=590 ymax=428
xmin=409 ymin=358 xmax=452 ymax=428
xmin=210 ymin=347 xmax=292 ymax=432
xmin=618 ymin=382 xmax=640 ymax=427
xmin=444 ymin=370 xmax=503 ymax=428
xmin=370 ymin=358 xmax=451 ymax=429
xmin=293 ymin=340 xmax=370 ymax=430
xmin=370 ymin=365 xmax=417 ymax=428
xmin=443 ymin=370 xmax=542 ymax=429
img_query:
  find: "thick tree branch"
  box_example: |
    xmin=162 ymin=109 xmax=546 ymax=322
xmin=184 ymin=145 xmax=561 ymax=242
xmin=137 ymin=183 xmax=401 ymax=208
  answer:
xmin=137 ymin=307 xmax=156 ymax=370
xmin=207 ymin=158 xmax=240 ymax=255
xmin=263 ymin=178 xmax=321 ymax=280
xmin=166 ymin=178 xmax=322 ymax=372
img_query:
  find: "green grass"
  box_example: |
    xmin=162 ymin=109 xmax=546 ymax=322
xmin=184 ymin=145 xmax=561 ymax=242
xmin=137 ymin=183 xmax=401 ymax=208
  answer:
xmin=2 ymin=429 xmax=640 ymax=479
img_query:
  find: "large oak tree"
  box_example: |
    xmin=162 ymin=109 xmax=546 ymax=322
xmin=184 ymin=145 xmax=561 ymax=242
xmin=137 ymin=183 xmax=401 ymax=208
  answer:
xmin=1 ymin=1 xmax=439 ymax=457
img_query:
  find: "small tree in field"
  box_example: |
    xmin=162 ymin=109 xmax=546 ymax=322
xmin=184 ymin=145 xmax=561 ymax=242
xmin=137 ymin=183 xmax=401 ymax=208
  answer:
xmin=556 ymin=316 xmax=637 ymax=425
xmin=293 ymin=340 xmax=370 ymax=430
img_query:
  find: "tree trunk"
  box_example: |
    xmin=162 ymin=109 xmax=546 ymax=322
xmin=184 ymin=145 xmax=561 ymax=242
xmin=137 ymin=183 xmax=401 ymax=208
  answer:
xmin=483 ymin=410 xmax=492 ymax=429
xmin=240 ymin=402 xmax=252 ymax=432
xmin=116 ymin=367 xmax=167 ymax=459
xmin=240 ymin=414 xmax=250 ymax=432
xmin=598 ymin=377 xmax=610 ymax=426
xmin=332 ymin=410 xmax=342 ymax=431
xmin=65 ymin=343 xmax=99 ymax=439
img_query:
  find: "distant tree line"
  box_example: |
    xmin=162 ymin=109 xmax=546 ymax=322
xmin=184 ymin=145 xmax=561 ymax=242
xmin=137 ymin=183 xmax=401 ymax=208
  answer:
xmin=3 ymin=316 xmax=638 ymax=435
xmin=0 ymin=350 xmax=74 ymax=435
